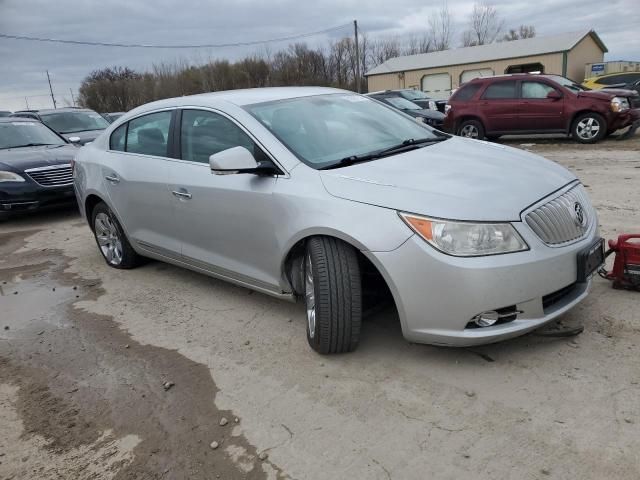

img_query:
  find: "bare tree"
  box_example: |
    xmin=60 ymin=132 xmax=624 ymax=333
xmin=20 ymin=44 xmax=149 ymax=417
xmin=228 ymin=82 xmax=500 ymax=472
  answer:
xmin=429 ymin=2 xmax=453 ymax=51
xmin=462 ymin=2 xmax=505 ymax=46
xmin=502 ymin=25 xmax=536 ymax=41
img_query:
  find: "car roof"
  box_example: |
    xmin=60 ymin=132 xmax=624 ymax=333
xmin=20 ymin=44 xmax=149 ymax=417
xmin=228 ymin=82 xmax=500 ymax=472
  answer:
xmin=127 ymin=86 xmax=349 ymax=116
xmin=0 ymin=117 xmax=43 ymax=123
xmin=35 ymin=108 xmax=95 ymax=115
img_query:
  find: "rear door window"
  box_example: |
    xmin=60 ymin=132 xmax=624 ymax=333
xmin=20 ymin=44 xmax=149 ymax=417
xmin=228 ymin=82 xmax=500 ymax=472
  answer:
xmin=482 ymin=81 xmax=517 ymax=99
xmin=125 ymin=111 xmax=172 ymax=157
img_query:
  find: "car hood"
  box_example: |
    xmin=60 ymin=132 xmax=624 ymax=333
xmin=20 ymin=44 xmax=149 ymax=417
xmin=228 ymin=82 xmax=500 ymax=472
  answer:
xmin=578 ymin=89 xmax=638 ymax=100
xmin=60 ymin=129 xmax=104 ymax=144
xmin=319 ymin=136 xmax=576 ymax=221
xmin=406 ymin=109 xmax=445 ymax=120
xmin=0 ymin=144 xmax=77 ymax=172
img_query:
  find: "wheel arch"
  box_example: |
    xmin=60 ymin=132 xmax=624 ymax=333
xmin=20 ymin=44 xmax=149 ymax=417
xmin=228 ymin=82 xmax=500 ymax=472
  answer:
xmin=84 ymin=193 xmax=106 ymax=229
xmin=455 ymin=115 xmax=485 ymax=134
xmin=569 ymin=109 xmax=607 ymax=130
xmin=281 ymin=231 xmax=399 ymax=319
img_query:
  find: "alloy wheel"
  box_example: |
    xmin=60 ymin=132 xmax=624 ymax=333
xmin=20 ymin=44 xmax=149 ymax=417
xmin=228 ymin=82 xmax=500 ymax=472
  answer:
xmin=576 ymin=117 xmax=601 ymax=141
xmin=460 ymin=124 xmax=479 ymax=138
xmin=305 ymin=254 xmax=316 ymax=339
xmin=94 ymin=212 xmax=123 ymax=266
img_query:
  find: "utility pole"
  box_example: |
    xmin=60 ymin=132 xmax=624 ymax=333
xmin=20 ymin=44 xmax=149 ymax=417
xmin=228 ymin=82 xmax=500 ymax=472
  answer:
xmin=354 ymin=20 xmax=361 ymax=93
xmin=25 ymin=97 xmax=30 ymax=109
xmin=69 ymin=88 xmax=76 ymax=107
xmin=46 ymin=70 xmax=57 ymax=109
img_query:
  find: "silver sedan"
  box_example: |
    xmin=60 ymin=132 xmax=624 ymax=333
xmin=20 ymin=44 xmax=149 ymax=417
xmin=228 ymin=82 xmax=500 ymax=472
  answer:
xmin=73 ymin=87 xmax=603 ymax=354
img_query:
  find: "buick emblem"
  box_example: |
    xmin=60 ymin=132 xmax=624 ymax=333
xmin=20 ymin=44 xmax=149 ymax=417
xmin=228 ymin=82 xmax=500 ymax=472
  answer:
xmin=573 ymin=202 xmax=586 ymax=227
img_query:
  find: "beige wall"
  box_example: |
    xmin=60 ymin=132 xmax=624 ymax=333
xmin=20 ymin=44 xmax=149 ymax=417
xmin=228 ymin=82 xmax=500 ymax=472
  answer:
xmin=567 ymin=35 xmax=605 ymax=82
xmin=367 ymin=53 xmax=564 ymax=94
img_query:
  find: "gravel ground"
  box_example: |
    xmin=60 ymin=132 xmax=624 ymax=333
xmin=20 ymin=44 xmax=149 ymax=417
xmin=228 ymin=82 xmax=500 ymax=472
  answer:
xmin=1 ymin=134 xmax=639 ymax=479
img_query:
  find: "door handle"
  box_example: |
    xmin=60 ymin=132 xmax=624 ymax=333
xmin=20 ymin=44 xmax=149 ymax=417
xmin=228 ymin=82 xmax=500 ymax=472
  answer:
xmin=172 ymin=190 xmax=192 ymax=200
xmin=105 ymin=175 xmax=119 ymax=183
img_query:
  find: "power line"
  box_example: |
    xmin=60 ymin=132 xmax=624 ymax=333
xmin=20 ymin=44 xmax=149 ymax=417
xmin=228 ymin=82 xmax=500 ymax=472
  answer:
xmin=0 ymin=23 xmax=351 ymax=49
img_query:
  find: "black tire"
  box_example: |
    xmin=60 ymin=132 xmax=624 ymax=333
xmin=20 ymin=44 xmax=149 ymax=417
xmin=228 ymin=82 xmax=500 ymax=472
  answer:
xmin=304 ymin=237 xmax=362 ymax=354
xmin=485 ymin=135 xmax=501 ymax=142
xmin=457 ymin=119 xmax=485 ymax=140
xmin=91 ymin=202 xmax=141 ymax=269
xmin=572 ymin=112 xmax=607 ymax=144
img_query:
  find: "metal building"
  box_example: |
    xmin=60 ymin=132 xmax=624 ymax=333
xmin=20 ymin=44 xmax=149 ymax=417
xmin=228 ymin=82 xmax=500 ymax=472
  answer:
xmin=365 ymin=30 xmax=607 ymax=99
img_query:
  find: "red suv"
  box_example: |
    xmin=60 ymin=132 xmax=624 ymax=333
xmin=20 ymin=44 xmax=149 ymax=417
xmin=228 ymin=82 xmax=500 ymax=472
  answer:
xmin=443 ymin=74 xmax=640 ymax=143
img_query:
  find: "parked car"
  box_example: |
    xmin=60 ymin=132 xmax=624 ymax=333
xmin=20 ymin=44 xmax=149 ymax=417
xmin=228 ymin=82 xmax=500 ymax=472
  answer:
xmin=443 ymin=74 xmax=640 ymax=143
xmin=370 ymin=89 xmax=446 ymax=112
xmin=102 ymin=112 xmax=126 ymax=123
xmin=603 ymin=79 xmax=640 ymax=96
xmin=11 ymin=107 xmax=110 ymax=145
xmin=74 ymin=87 xmax=602 ymax=354
xmin=582 ymin=72 xmax=640 ymax=90
xmin=0 ymin=117 xmax=78 ymax=219
xmin=0 ymin=111 xmax=12 ymax=118
xmin=366 ymin=92 xmax=446 ymax=129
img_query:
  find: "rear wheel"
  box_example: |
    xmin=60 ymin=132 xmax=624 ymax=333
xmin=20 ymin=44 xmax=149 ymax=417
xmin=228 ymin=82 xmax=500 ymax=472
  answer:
xmin=304 ymin=237 xmax=362 ymax=354
xmin=91 ymin=202 xmax=141 ymax=269
xmin=572 ymin=112 xmax=607 ymax=144
xmin=457 ymin=119 xmax=485 ymax=140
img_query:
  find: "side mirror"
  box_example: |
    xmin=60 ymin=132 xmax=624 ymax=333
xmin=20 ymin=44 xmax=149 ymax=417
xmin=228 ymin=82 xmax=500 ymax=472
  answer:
xmin=68 ymin=136 xmax=81 ymax=144
xmin=546 ymin=90 xmax=562 ymax=100
xmin=209 ymin=146 xmax=279 ymax=176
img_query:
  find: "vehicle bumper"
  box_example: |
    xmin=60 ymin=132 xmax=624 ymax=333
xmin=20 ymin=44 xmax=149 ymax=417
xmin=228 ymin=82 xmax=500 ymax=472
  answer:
xmin=608 ymin=107 xmax=640 ymax=132
xmin=0 ymin=182 xmax=76 ymax=217
xmin=365 ymin=223 xmax=599 ymax=347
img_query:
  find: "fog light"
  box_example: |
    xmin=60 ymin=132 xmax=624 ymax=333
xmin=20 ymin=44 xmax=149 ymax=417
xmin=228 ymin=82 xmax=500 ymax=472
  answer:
xmin=473 ymin=311 xmax=499 ymax=327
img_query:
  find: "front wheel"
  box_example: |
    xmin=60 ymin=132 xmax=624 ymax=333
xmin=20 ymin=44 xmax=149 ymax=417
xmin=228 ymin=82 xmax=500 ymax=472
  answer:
xmin=304 ymin=237 xmax=362 ymax=354
xmin=572 ymin=112 xmax=607 ymax=144
xmin=457 ymin=119 xmax=485 ymax=140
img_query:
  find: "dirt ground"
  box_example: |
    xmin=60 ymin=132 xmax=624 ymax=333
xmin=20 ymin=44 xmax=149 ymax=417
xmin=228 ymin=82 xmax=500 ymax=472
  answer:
xmin=1 ymin=133 xmax=639 ymax=480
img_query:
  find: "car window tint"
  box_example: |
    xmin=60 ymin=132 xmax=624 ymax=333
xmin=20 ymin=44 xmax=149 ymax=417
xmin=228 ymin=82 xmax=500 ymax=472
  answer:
xmin=126 ymin=111 xmax=172 ymax=157
xmin=180 ymin=109 xmax=264 ymax=163
xmin=452 ymin=83 xmax=481 ymax=101
xmin=109 ymin=123 xmax=126 ymax=151
xmin=522 ymin=82 xmax=556 ymax=99
xmin=482 ymin=81 xmax=517 ymax=99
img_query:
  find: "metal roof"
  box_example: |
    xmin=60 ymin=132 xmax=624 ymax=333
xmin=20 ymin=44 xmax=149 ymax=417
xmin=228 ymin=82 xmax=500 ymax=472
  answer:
xmin=366 ymin=31 xmax=607 ymax=76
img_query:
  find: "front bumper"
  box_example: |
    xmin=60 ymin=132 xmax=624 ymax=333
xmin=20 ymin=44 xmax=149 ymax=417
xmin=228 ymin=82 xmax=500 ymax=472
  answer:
xmin=366 ymin=220 xmax=599 ymax=347
xmin=608 ymin=107 xmax=640 ymax=132
xmin=0 ymin=181 xmax=76 ymax=217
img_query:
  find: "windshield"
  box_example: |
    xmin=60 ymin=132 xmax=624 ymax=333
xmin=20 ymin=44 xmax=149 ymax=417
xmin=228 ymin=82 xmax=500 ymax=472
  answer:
xmin=545 ymin=75 xmax=587 ymax=92
xmin=384 ymin=97 xmax=422 ymax=110
xmin=245 ymin=93 xmax=442 ymax=169
xmin=401 ymin=90 xmax=429 ymax=100
xmin=40 ymin=110 xmax=109 ymax=134
xmin=0 ymin=121 xmax=66 ymax=149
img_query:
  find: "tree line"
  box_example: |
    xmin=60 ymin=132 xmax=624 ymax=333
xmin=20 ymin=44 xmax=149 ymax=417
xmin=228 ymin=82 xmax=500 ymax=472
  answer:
xmin=78 ymin=2 xmax=535 ymax=112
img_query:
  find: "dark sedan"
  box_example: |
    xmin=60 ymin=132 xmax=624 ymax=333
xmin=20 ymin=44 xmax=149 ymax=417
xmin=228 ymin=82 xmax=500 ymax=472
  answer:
xmin=0 ymin=118 xmax=78 ymax=219
xmin=366 ymin=93 xmax=446 ymax=130
xmin=10 ymin=107 xmax=110 ymax=145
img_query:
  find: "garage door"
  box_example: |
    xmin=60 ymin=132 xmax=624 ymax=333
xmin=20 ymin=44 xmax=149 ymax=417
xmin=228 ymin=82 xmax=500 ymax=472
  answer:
xmin=460 ymin=68 xmax=494 ymax=84
xmin=421 ymin=73 xmax=451 ymax=100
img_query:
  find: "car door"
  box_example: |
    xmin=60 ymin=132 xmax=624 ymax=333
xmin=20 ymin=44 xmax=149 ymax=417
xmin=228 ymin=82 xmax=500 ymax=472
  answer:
xmin=101 ymin=109 xmax=181 ymax=258
xmin=519 ymin=80 xmax=565 ymax=131
xmin=167 ymin=108 xmax=282 ymax=291
xmin=478 ymin=80 xmax=520 ymax=133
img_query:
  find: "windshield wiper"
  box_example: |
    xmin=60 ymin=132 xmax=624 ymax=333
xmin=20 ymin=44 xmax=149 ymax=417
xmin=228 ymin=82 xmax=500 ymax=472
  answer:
xmin=3 ymin=143 xmax=57 ymax=148
xmin=320 ymin=137 xmax=447 ymax=170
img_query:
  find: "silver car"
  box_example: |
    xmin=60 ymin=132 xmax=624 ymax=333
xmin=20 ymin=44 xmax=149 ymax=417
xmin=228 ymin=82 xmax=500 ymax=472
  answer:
xmin=73 ymin=87 xmax=603 ymax=354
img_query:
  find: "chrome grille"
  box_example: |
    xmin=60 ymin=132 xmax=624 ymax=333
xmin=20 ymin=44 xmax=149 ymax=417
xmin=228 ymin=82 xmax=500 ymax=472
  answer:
xmin=525 ymin=184 xmax=594 ymax=245
xmin=25 ymin=164 xmax=73 ymax=187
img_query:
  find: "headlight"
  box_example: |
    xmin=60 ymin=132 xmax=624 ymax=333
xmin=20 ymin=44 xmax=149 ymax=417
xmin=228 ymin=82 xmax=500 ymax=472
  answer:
xmin=415 ymin=116 xmax=426 ymax=124
xmin=444 ymin=104 xmax=451 ymax=114
xmin=428 ymin=100 xmax=437 ymax=111
xmin=399 ymin=213 xmax=529 ymax=256
xmin=0 ymin=171 xmax=26 ymax=183
xmin=611 ymin=97 xmax=630 ymax=112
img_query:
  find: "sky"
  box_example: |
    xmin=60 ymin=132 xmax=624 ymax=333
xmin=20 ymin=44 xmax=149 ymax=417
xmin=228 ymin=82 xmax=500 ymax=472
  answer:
xmin=1 ymin=0 xmax=638 ymax=111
